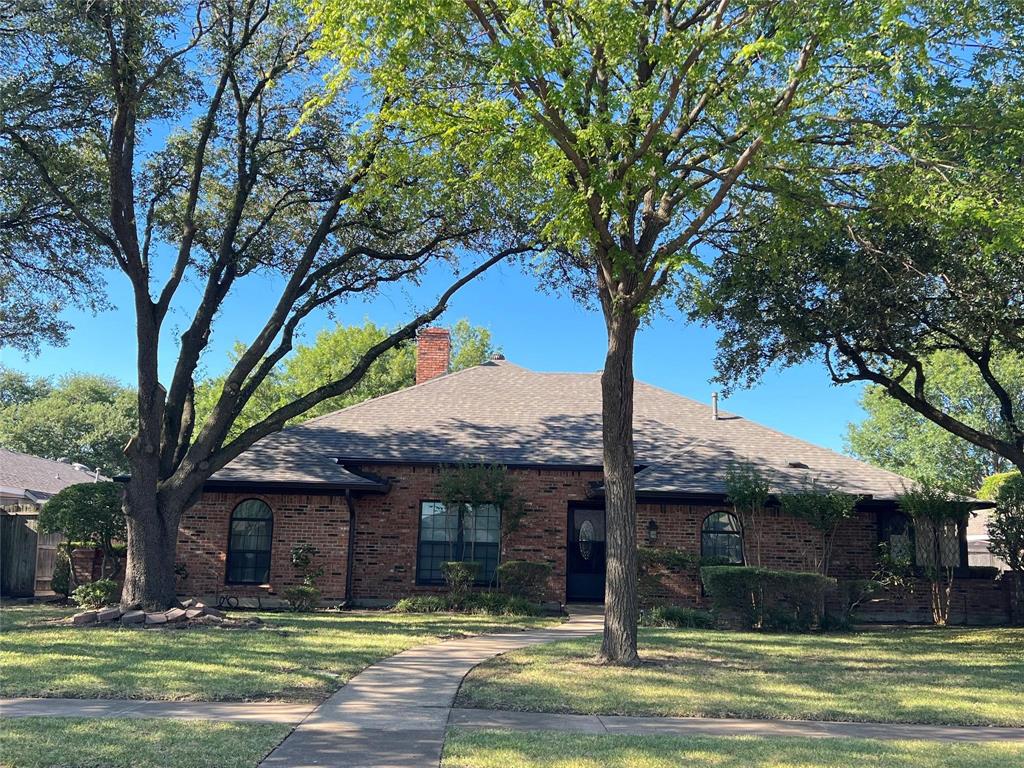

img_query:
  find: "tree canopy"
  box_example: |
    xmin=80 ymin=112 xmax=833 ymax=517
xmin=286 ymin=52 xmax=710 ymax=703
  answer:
xmin=847 ymin=352 xmax=1023 ymax=495
xmin=310 ymin=0 xmax=1016 ymax=663
xmin=0 ymin=369 xmax=136 ymax=475
xmin=0 ymin=0 xmax=531 ymax=609
xmin=696 ymin=14 xmax=1024 ymax=478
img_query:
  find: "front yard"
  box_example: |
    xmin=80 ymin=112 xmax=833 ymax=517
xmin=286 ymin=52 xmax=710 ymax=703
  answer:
xmin=0 ymin=718 xmax=290 ymax=768
xmin=457 ymin=626 xmax=1024 ymax=727
xmin=442 ymin=731 xmax=1024 ymax=768
xmin=0 ymin=604 xmax=558 ymax=702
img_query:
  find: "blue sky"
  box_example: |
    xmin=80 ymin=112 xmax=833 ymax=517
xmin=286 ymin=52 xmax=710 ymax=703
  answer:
xmin=0 ymin=255 xmax=867 ymax=454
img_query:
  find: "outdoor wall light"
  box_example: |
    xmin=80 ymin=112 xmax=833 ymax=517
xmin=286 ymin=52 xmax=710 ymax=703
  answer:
xmin=646 ymin=519 xmax=658 ymax=544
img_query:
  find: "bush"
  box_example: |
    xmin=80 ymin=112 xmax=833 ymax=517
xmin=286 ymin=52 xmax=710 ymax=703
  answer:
xmin=393 ymin=592 xmax=541 ymax=616
xmin=51 ymin=549 xmax=71 ymax=596
xmin=441 ymin=561 xmax=479 ymax=598
xmin=71 ymin=578 xmax=120 ymax=609
xmin=497 ymin=560 xmax=552 ymax=601
xmin=640 ymin=605 xmax=714 ymax=629
xmin=701 ymin=566 xmax=835 ymax=631
xmin=283 ymin=584 xmax=321 ymax=611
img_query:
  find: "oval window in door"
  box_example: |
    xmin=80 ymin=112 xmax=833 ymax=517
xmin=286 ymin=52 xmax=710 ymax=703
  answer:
xmin=579 ymin=519 xmax=595 ymax=560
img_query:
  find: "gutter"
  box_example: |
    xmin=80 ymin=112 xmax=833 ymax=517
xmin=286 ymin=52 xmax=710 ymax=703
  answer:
xmin=344 ymin=489 xmax=357 ymax=605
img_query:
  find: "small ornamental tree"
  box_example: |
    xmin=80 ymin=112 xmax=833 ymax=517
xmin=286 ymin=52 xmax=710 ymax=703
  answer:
xmin=989 ymin=474 xmax=1024 ymax=623
xmin=899 ymin=484 xmax=965 ymax=626
xmin=779 ymin=479 xmax=858 ymax=576
xmin=37 ymin=482 xmax=126 ymax=580
xmin=724 ymin=463 xmax=771 ymax=567
xmin=437 ymin=463 xmax=525 ymax=567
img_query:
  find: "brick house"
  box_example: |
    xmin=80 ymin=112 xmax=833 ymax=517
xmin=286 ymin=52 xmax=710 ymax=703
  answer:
xmin=177 ymin=329 xmax=1014 ymax=624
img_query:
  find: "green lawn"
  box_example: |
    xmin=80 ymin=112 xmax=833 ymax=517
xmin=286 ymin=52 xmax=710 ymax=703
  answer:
xmin=442 ymin=731 xmax=1024 ymax=768
xmin=0 ymin=717 xmax=290 ymax=768
xmin=0 ymin=604 xmax=557 ymax=702
xmin=457 ymin=627 xmax=1024 ymax=726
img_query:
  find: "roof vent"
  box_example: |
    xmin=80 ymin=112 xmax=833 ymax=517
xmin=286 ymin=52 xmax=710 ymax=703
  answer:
xmin=711 ymin=392 xmax=719 ymax=420
xmin=71 ymin=462 xmax=91 ymax=473
xmin=787 ymin=461 xmax=810 ymax=469
xmin=490 ymin=353 xmax=505 ymax=361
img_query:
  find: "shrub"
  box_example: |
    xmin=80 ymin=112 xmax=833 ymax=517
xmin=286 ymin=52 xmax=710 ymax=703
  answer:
xmin=640 ymin=605 xmax=714 ymax=629
xmin=497 ymin=560 xmax=552 ymax=601
xmin=441 ymin=561 xmax=479 ymax=598
xmin=38 ymin=482 xmax=125 ymax=579
xmin=51 ymin=549 xmax=71 ymax=596
xmin=701 ymin=566 xmax=835 ymax=631
xmin=71 ymin=578 xmax=120 ymax=609
xmin=283 ymin=584 xmax=321 ymax=612
xmin=392 ymin=592 xmax=540 ymax=616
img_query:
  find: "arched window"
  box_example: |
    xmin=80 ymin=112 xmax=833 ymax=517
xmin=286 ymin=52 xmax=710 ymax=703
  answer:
xmin=701 ymin=511 xmax=743 ymax=564
xmin=226 ymin=499 xmax=273 ymax=584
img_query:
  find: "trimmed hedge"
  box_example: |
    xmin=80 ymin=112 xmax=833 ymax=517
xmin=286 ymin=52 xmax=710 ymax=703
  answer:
xmin=441 ymin=561 xmax=479 ymax=597
xmin=392 ymin=592 xmax=541 ymax=616
xmin=639 ymin=605 xmax=715 ymax=629
xmin=701 ymin=566 xmax=835 ymax=631
xmin=497 ymin=560 xmax=552 ymax=602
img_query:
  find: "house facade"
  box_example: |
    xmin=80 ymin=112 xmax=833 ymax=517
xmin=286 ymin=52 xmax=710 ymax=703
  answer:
xmin=176 ymin=329 xmax=1015 ymax=624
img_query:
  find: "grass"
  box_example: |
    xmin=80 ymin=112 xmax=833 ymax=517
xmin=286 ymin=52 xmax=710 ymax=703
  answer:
xmin=457 ymin=626 xmax=1024 ymax=726
xmin=442 ymin=730 xmax=1024 ymax=768
xmin=0 ymin=717 xmax=290 ymax=768
xmin=0 ymin=604 xmax=557 ymax=702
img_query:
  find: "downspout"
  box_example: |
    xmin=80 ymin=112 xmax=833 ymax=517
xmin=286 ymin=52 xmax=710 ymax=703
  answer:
xmin=344 ymin=489 xmax=357 ymax=606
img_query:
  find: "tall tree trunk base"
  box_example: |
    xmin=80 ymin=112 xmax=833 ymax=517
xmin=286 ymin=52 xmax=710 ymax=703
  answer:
xmin=120 ymin=503 xmax=181 ymax=611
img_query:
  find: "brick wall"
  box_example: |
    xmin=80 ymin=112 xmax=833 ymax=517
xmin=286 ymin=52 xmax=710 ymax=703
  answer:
xmin=346 ymin=465 xmax=605 ymax=602
xmin=178 ymin=466 xmax=1013 ymax=624
xmin=177 ymin=490 xmax=350 ymax=604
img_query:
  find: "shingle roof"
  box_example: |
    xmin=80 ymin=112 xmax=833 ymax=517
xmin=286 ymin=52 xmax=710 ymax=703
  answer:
xmin=0 ymin=448 xmax=102 ymax=500
xmin=214 ymin=360 xmax=912 ymax=500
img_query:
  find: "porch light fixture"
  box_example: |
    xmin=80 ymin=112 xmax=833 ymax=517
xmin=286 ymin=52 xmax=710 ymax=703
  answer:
xmin=646 ymin=519 xmax=658 ymax=544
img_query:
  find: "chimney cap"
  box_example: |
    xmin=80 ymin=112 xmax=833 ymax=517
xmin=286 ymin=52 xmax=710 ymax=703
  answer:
xmin=490 ymin=353 xmax=506 ymax=361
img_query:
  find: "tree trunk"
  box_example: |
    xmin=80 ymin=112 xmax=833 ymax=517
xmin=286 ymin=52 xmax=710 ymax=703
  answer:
xmin=120 ymin=480 xmax=184 ymax=610
xmin=599 ymin=309 xmax=640 ymax=665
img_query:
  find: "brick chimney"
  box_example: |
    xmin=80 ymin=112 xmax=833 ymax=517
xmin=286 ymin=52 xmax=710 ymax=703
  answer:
xmin=416 ymin=327 xmax=451 ymax=384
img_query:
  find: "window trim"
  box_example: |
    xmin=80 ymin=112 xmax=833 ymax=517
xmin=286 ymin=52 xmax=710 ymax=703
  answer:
xmin=224 ymin=498 xmax=274 ymax=586
xmin=700 ymin=510 xmax=744 ymax=565
xmin=415 ymin=499 xmax=501 ymax=586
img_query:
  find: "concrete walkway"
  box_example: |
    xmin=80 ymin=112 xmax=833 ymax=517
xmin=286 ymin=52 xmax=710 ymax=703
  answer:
xmin=259 ymin=607 xmax=605 ymax=768
xmin=449 ymin=707 xmax=1024 ymax=744
xmin=0 ymin=698 xmax=314 ymax=723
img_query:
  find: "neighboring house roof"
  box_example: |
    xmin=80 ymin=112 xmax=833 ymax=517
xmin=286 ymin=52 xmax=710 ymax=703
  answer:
xmin=0 ymin=447 xmax=101 ymax=502
xmin=213 ymin=360 xmax=914 ymax=500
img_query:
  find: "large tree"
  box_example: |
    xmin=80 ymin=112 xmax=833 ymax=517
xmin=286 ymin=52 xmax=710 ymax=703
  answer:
xmin=694 ymin=9 xmax=1024 ymax=482
xmin=1 ymin=0 xmax=532 ymax=609
xmin=0 ymin=369 xmax=136 ymax=475
xmin=193 ymin=318 xmax=496 ymax=439
xmin=846 ymin=352 xmax=1024 ymax=495
xmin=313 ymin=0 xmax=980 ymax=661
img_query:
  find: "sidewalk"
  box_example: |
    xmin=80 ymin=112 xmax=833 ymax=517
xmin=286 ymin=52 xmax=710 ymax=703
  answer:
xmin=449 ymin=707 xmax=1024 ymax=744
xmin=259 ymin=607 xmax=604 ymax=768
xmin=0 ymin=698 xmax=314 ymax=723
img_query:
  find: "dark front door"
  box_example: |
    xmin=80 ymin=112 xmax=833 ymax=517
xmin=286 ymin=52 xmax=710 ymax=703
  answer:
xmin=566 ymin=506 xmax=606 ymax=602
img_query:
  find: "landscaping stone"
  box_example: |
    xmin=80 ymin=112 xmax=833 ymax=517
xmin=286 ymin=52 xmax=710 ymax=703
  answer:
xmin=145 ymin=612 xmax=167 ymax=625
xmin=164 ymin=608 xmax=187 ymax=623
xmin=96 ymin=607 xmax=121 ymax=623
xmin=121 ymin=610 xmax=145 ymax=625
xmin=71 ymin=611 xmax=97 ymax=625
xmin=203 ymin=606 xmax=225 ymax=619
xmin=185 ymin=608 xmax=203 ymax=619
